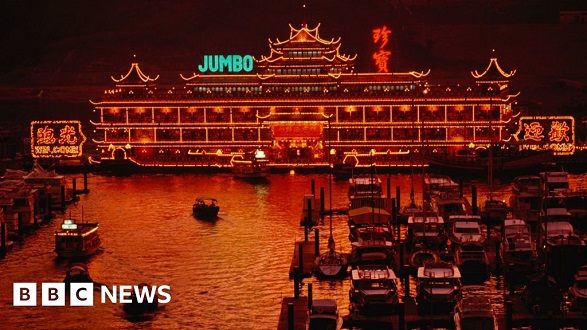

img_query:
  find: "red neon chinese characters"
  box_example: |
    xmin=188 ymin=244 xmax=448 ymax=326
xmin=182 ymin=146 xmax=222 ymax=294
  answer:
xmin=36 ymin=126 xmax=56 ymax=145
xmin=523 ymin=122 xmax=544 ymax=141
xmin=548 ymin=121 xmax=570 ymax=142
xmin=372 ymin=26 xmax=392 ymax=49
xmin=372 ymin=25 xmax=392 ymax=73
xmin=59 ymin=125 xmax=78 ymax=145
xmin=372 ymin=50 xmax=392 ymax=73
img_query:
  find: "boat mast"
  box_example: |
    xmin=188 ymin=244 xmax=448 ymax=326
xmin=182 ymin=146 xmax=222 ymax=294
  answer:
xmin=327 ymin=116 xmax=335 ymax=252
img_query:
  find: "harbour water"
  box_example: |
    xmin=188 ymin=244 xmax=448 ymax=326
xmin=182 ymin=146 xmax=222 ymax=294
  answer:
xmin=1 ymin=172 xmax=586 ymax=329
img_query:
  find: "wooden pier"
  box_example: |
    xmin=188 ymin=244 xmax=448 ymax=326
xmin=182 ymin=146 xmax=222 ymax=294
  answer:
xmin=277 ymin=297 xmax=309 ymax=330
xmin=288 ymin=239 xmax=318 ymax=279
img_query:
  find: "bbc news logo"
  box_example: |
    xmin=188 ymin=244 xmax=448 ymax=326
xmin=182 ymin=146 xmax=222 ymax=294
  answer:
xmin=13 ymin=283 xmax=171 ymax=306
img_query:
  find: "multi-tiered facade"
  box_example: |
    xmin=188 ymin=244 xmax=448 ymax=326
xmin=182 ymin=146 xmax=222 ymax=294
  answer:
xmin=90 ymin=23 xmax=520 ymax=169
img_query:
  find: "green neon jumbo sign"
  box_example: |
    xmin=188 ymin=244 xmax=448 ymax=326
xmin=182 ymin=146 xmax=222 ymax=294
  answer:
xmin=198 ymin=55 xmax=254 ymax=73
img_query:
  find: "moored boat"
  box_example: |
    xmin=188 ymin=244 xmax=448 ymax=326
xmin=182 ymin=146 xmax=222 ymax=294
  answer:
xmin=479 ymin=199 xmax=508 ymax=227
xmin=347 ymin=174 xmax=383 ymax=201
xmin=454 ymin=241 xmax=490 ymax=284
xmin=231 ymin=149 xmax=270 ymax=180
xmin=453 ymin=295 xmax=498 ymax=330
xmin=407 ymin=212 xmax=448 ymax=252
xmin=192 ymin=197 xmax=220 ymax=219
xmin=498 ymin=218 xmax=538 ymax=280
xmin=509 ymin=175 xmax=542 ymax=224
xmin=408 ymin=246 xmax=441 ymax=271
xmin=448 ymin=215 xmax=486 ymax=249
xmin=54 ymin=218 xmax=101 ymax=259
xmin=349 ymin=265 xmax=399 ymax=316
xmin=308 ymin=299 xmax=344 ymax=330
xmin=416 ymin=261 xmax=462 ymax=314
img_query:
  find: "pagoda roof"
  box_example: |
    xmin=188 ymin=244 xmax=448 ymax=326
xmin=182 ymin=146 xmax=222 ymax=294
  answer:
xmin=111 ymin=55 xmax=159 ymax=86
xmin=273 ymin=23 xmax=341 ymax=46
xmin=257 ymin=23 xmax=357 ymax=64
xmin=471 ymin=55 xmax=515 ymax=82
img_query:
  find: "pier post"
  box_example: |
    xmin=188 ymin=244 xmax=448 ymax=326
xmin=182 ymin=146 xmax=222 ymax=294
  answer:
xmin=459 ymin=178 xmax=463 ymax=198
xmin=307 ymin=199 xmax=312 ymax=228
xmin=311 ymin=179 xmax=315 ymax=195
xmin=304 ymin=217 xmax=309 ymax=242
xmin=399 ymin=242 xmax=404 ymax=274
xmin=288 ymin=303 xmax=294 ymax=330
xmin=314 ymin=228 xmax=319 ymax=256
xmin=72 ymin=178 xmax=77 ymax=201
xmin=472 ymin=185 xmax=478 ymax=215
xmin=61 ymin=186 xmax=65 ymax=208
xmin=293 ymin=267 xmax=300 ymax=298
xmin=18 ymin=212 xmax=23 ymax=236
xmin=398 ymin=302 xmax=405 ymax=330
xmin=1 ymin=222 xmax=6 ymax=250
xmin=308 ymin=283 xmax=313 ymax=309
xmin=387 ymin=178 xmax=391 ymax=199
xmin=319 ymin=187 xmax=324 ymax=217
xmin=495 ymin=240 xmax=501 ymax=272
xmin=505 ymin=300 xmax=513 ymax=330
xmin=396 ymin=186 xmax=400 ymax=212
xmin=298 ymin=243 xmax=304 ymax=277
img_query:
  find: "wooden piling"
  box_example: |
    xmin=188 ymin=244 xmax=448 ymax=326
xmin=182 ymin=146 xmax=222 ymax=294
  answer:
xmin=72 ymin=178 xmax=77 ymax=201
xmin=320 ymin=187 xmax=324 ymax=215
xmin=298 ymin=243 xmax=304 ymax=277
xmin=288 ymin=303 xmax=294 ymax=330
xmin=472 ymin=185 xmax=478 ymax=215
xmin=387 ymin=177 xmax=391 ymax=199
xmin=308 ymin=283 xmax=313 ymax=309
xmin=294 ymin=267 xmax=300 ymax=298
xmin=314 ymin=228 xmax=319 ymax=256
xmin=396 ymin=186 xmax=400 ymax=211
xmin=311 ymin=179 xmax=315 ymax=195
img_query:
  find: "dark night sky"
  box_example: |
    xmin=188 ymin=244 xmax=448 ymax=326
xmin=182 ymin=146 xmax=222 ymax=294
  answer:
xmin=1 ymin=0 xmax=586 ymax=110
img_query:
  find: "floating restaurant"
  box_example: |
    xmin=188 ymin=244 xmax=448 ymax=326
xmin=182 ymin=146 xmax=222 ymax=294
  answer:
xmin=86 ymin=23 xmax=576 ymax=170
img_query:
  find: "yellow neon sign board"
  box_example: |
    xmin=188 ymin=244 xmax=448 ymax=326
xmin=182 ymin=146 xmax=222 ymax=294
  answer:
xmin=513 ymin=116 xmax=575 ymax=155
xmin=30 ymin=120 xmax=87 ymax=158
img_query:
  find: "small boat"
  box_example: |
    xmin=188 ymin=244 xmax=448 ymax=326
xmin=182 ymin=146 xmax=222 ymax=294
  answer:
xmin=453 ymin=295 xmax=498 ymax=330
xmin=479 ymin=199 xmax=509 ymax=226
xmin=349 ymin=265 xmax=399 ymax=316
xmin=231 ymin=149 xmax=270 ymax=180
xmin=509 ymin=175 xmax=543 ymax=224
xmin=308 ymin=299 xmax=344 ymax=330
xmin=54 ymin=218 xmax=101 ymax=259
xmin=122 ymin=283 xmax=159 ymax=315
xmin=64 ymin=263 xmax=93 ymax=284
xmin=568 ymin=264 xmax=587 ymax=313
xmin=448 ymin=215 xmax=486 ymax=249
xmin=407 ymin=212 xmax=448 ymax=252
xmin=499 ymin=218 xmax=539 ymax=280
xmin=347 ymin=174 xmax=383 ymax=201
xmin=331 ymin=163 xmax=354 ymax=181
xmin=454 ymin=241 xmax=490 ymax=284
xmin=192 ymin=197 xmax=220 ymax=219
xmin=521 ymin=272 xmax=562 ymax=315
xmin=409 ymin=246 xmax=440 ymax=271
xmin=423 ymin=174 xmax=459 ymax=202
xmin=348 ymin=234 xmax=395 ymax=268
xmin=416 ymin=261 xmax=462 ymax=314
xmin=539 ymin=220 xmax=587 ymax=288
xmin=314 ymin=237 xmax=348 ymax=279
